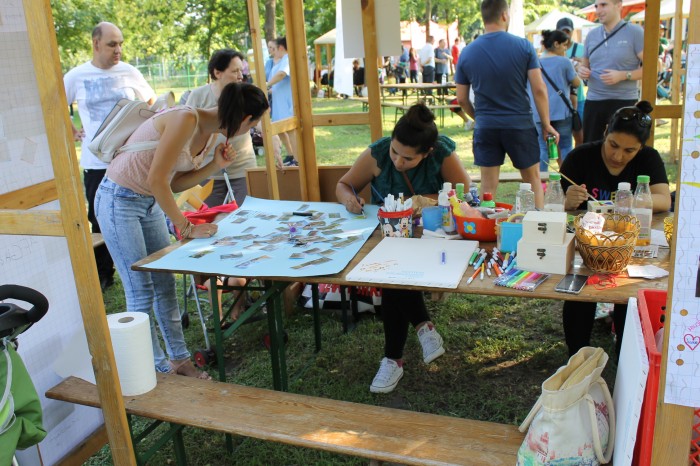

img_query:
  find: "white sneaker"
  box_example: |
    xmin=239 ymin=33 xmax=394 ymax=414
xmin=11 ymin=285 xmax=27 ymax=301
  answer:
xmin=370 ymin=357 xmax=404 ymax=393
xmin=418 ymin=325 xmax=445 ymax=364
xmin=464 ymin=120 xmax=475 ymax=131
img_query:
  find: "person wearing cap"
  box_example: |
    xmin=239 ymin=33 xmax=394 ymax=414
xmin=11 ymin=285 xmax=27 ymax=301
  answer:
xmin=577 ymin=0 xmax=644 ymax=143
xmin=556 ymin=17 xmax=585 ymax=146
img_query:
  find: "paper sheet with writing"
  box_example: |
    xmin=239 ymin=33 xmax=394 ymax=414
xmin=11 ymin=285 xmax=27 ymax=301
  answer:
xmin=346 ymin=237 xmax=477 ymax=289
xmin=141 ymin=197 xmax=379 ymax=277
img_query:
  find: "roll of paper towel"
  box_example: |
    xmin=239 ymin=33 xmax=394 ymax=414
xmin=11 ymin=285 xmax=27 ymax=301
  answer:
xmin=107 ymin=312 xmax=157 ymax=395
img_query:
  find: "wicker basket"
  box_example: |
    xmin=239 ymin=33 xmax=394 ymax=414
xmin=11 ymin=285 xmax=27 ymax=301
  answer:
xmin=574 ymin=213 xmax=640 ymax=274
xmin=663 ymin=216 xmax=673 ymax=246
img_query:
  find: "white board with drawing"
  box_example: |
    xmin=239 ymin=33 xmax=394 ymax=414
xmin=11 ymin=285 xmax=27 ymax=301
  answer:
xmin=0 ymin=3 xmax=103 ymax=464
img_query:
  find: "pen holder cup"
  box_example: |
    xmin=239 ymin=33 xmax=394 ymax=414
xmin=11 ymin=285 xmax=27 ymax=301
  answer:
xmin=378 ymin=208 xmax=414 ymax=238
xmin=454 ymin=202 xmax=512 ymax=242
xmin=574 ymin=213 xmax=640 ymax=274
xmin=497 ymin=222 xmax=523 ymax=253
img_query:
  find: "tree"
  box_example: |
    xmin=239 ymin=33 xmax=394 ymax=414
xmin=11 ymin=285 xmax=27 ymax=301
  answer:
xmin=264 ymin=0 xmax=276 ymax=41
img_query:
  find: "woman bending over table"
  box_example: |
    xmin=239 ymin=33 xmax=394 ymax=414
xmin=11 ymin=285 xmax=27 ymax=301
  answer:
xmin=337 ymin=103 xmax=471 ymax=393
xmin=560 ymin=100 xmax=670 ymax=358
xmin=96 ymin=83 xmax=269 ymax=379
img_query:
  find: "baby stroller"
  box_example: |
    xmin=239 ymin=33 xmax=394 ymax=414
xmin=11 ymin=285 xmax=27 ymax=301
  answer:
xmin=0 ymin=285 xmax=49 ymax=465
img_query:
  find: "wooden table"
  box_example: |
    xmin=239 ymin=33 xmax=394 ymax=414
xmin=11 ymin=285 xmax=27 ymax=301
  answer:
xmin=133 ymin=214 xmax=670 ymax=390
xmin=380 ymin=82 xmax=456 ymax=105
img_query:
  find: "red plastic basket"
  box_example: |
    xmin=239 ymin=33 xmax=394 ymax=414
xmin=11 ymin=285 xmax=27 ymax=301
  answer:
xmin=453 ymin=202 xmax=512 ymax=242
xmin=635 ymin=289 xmax=667 ymax=466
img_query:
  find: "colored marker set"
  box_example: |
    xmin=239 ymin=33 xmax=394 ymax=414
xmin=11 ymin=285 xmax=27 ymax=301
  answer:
xmin=466 ymin=247 xmax=517 ymax=283
xmin=493 ymin=268 xmax=550 ymax=292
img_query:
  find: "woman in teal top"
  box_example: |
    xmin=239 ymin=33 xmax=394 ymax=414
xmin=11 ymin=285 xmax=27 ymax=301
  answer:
xmin=337 ymin=103 xmax=471 ymax=394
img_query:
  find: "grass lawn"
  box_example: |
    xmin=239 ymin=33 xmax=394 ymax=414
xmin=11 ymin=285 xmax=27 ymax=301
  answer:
xmin=82 ymin=96 xmax=677 ymax=465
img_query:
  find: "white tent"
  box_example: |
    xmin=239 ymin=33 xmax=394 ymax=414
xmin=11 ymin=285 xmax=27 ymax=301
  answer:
xmin=314 ymin=28 xmax=336 ymax=45
xmin=630 ymin=0 xmax=690 ymax=21
xmin=524 ymin=10 xmax=595 ymax=33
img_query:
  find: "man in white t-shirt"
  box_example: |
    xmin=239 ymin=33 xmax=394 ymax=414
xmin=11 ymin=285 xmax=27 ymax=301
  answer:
xmin=64 ymin=22 xmax=155 ymax=291
xmin=418 ymin=36 xmax=436 ymax=84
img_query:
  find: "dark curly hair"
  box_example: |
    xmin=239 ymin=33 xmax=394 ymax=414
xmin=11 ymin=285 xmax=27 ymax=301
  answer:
xmin=606 ymin=100 xmax=654 ymax=145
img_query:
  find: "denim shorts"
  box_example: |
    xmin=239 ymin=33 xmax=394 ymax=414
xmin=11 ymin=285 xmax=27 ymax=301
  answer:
xmin=472 ymin=127 xmax=540 ymax=169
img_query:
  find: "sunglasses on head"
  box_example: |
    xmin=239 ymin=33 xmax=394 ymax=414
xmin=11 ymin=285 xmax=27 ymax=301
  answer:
xmin=614 ymin=107 xmax=652 ymax=127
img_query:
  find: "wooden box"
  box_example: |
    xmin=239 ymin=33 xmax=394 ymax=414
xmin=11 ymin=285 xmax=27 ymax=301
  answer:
xmin=522 ymin=211 xmax=567 ymax=245
xmin=516 ymin=233 xmax=575 ymax=275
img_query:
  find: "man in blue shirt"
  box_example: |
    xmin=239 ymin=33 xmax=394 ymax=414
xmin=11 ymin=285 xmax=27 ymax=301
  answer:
xmin=455 ymin=0 xmax=557 ymax=208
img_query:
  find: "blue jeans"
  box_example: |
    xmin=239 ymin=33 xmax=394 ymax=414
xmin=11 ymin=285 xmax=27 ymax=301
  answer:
xmin=536 ymin=117 xmax=573 ymax=172
xmin=95 ymin=178 xmax=189 ymax=373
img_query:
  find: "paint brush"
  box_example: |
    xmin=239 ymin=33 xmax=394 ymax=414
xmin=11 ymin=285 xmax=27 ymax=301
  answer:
xmin=546 ymin=161 xmax=598 ymax=204
xmin=350 ymin=184 xmax=366 ymax=218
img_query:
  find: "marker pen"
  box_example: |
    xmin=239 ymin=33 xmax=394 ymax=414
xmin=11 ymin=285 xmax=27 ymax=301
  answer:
xmin=473 ymin=252 xmax=488 ymax=270
xmin=466 ymin=266 xmax=481 ymax=285
xmin=468 ymin=249 xmax=480 ymax=266
xmin=480 ymin=263 xmax=485 ymax=281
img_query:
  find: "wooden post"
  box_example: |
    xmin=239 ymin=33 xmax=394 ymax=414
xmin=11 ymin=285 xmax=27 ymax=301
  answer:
xmin=641 ymin=0 xmax=661 ymax=141
xmin=669 ymin=0 xmax=685 ymax=162
xmin=314 ymin=43 xmax=321 ymax=90
xmin=246 ymin=0 xmax=281 ymax=200
xmin=651 ymin=1 xmax=699 ymax=463
xmin=325 ymin=44 xmax=333 ymax=98
xmin=20 ymin=0 xmax=136 ymax=463
xmin=283 ymin=0 xmax=320 ymax=201
xmin=361 ymin=0 xmax=384 ymax=141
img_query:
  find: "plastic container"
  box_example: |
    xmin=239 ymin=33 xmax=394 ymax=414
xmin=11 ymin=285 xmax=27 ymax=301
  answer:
xmin=515 ymin=183 xmax=535 ymax=214
xmin=635 ymin=289 xmax=666 ymax=466
xmin=454 ymin=202 xmax=513 ymax=242
xmin=497 ymin=222 xmax=523 ymax=253
xmin=481 ymin=192 xmax=496 ymax=208
xmin=614 ymin=181 xmax=633 ymax=216
xmin=378 ymin=208 xmax=413 ymax=238
xmin=633 ymin=175 xmax=653 ymax=246
xmin=438 ymin=182 xmax=455 ymax=233
xmin=421 ymin=206 xmax=442 ymax=231
xmin=543 ymin=173 xmax=565 ymax=212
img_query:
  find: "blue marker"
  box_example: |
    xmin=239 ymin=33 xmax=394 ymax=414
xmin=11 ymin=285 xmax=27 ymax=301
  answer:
xmin=473 ymin=252 xmax=488 ymax=270
xmin=440 ymin=251 xmax=447 ymax=265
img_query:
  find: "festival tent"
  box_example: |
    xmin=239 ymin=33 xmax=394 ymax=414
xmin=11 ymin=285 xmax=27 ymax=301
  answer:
xmin=524 ymin=10 xmax=595 ymax=43
xmin=400 ymin=20 xmax=459 ymax=49
xmin=630 ymin=0 xmax=690 ymax=20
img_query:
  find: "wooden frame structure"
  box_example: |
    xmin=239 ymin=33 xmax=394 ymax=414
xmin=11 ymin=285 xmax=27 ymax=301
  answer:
xmin=1 ymin=0 xmax=695 ymax=463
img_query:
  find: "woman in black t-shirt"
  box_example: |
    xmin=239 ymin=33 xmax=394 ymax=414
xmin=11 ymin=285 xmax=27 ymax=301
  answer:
xmin=560 ymin=101 xmax=671 ymax=358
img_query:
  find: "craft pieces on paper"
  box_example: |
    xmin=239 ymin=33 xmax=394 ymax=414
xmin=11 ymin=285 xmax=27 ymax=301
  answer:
xmin=139 ymin=197 xmax=379 ymax=278
xmin=346 ymin=237 xmax=477 ymax=289
xmin=633 ymin=244 xmax=659 ymax=258
xmin=651 ymin=229 xmax=669 ymax=247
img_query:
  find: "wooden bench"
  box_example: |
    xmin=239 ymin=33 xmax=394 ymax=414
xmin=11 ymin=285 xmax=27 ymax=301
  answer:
xmin=47 ymin=374 xmax=524 ymax=465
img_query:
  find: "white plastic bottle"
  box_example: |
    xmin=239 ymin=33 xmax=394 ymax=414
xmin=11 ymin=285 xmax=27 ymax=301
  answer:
xmin=543 ymin=173 xmax=565 ymax=212
xmin=633 ymin=175 xmax=653 ymax=246
xmin=614 ymin=182 xmax=633 ymax=216
xmin=438 ymin=182 xmax=455 ymax=233
xmin=515 ymin=182 xmax=535 ymax=214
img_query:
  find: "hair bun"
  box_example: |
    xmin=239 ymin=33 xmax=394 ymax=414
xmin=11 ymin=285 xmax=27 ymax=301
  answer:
xmin=635 ymin=100 xmax=653 ymax=115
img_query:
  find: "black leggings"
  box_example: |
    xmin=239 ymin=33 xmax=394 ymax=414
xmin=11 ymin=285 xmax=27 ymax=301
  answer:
xmin=381 ymin=289 xmax=430 ymax=360
xmin=563 ymin=301 xmax=627 ymax=357
xmin=582 ymin=98 xmax=636 ymax=143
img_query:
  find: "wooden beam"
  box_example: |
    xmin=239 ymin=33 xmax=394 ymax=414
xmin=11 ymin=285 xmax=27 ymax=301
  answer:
xmin=652 ymin=0 xmax=699 ymax=463
xmin=283 ymin=0 xmax=321 ymax=201
xmin=652 ymin=104 xmax=683 ymax=119
xmin=270 ymin=116 xmax=299 ymax=135
xmin=361 ymin=0 xmax=384 ymax=141
xmin=314 ymin=44 xmax=321 ymax=90
xmin=247 ymin=0 xmax=280 ymax=200
xmin=0 ymin=180 xmax=58 ymax=209
xmin=0 ymin=210 xmax=64 ymax=236
xmin=23 ymin=1 xmax=136 ymax=463
xmin=641 ymin=0 xmax=661 ymax=141
xmin=312 ymin=112 xmax=371 ymax=127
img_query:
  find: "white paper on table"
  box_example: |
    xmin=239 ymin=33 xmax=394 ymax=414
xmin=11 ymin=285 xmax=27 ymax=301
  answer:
xmin=626 ymin=264 xmax=669 ymax=279
xmin=651 ymin=229 xmax=669 ymax=247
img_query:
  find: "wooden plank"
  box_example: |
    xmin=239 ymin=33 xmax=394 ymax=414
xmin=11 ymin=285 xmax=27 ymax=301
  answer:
xmin=652 ymin=104 xmax=683 ymax=119
xmin=0 ymin=179 xmax=58 ymax=209
xmin=246 ymin=0 xmax=280 ymax=200
xmin=0 ymin=210 xmax=64 ymax=236
xmin=361 ymin=0 xmax=383 ymax=141
xmin=55 ymin=424 xmax=108 ymax=466
xmin=641 ymin=0 xmax=661 ymax=142
xmin=23 ymin=1 xmax=135 ymax=463
xmin=270 ymin=116 xmax=299 ymax=135
xmin=652 ymin=0 xmax=700 ymax=461
xmin=312 ymin=112 xmax=371 ymax=126
xmin=47 ymin=375 xmax=523 ymax=466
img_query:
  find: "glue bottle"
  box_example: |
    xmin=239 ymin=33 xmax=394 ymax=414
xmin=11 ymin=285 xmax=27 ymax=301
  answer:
xmin=438 ymin=182 xmax=455 ymax=233
xmin=614 ymin=182 xmax=633 ymax=216
xmin=633 ymin=175 xmax=653 ymax=246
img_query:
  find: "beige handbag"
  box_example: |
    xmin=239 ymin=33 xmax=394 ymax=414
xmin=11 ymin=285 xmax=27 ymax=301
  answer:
xmin=88 ymin=99 xmax=157 ymax=162
xmin=517 ymin=347 xmax=616 ymax=465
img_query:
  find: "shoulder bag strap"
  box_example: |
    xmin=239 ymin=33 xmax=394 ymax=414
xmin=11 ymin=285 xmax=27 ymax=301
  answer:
xmin=540 ymin=65 xmax=576 ymax=115
xmin=400 ymin=171 xmax=416 ymax=197
xmin=588 ymin=22 xmax=628 ymax=58
xmin=571 ymin=42 xmax=578 ymax=57
xmin=586 ymin=377 xmax=616 ymax=464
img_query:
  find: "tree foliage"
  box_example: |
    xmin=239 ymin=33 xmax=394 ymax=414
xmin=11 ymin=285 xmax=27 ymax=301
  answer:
xmin=51 ymin=0 xmax=591 ymax=71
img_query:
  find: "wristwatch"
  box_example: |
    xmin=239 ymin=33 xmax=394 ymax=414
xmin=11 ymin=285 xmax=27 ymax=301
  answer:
xmin=625 ymin=71 xmax=632 ymax=81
